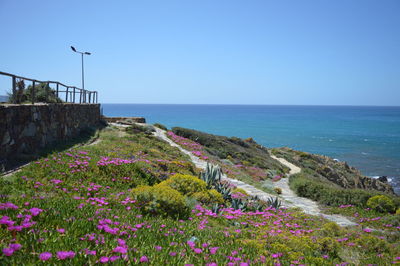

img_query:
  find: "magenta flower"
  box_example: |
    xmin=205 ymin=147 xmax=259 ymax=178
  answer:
xmin=9 ymin=243 xmax=22 ymax=251
xmin=140 ymin=256 xmax=149 ymax=263
xmin=29 ymin=207 xmax=43 ymax=216
xmin=271 ymin=253 xmax=283 ymax=258
xmin=100 ymin=257 xmax=109 ymax=263
xmin=194 ymin=248 xmax=202 ymax=254
xmin=169 ymin=252 xmax=177 ymax=256
xmin=39 ymin=252 xmax=52 ymax=261
xmin=57 ymin=228 xmax=66 ymax=234
xmin=155 ymin=246 xmax=162 ymax=251
xmin=2 ymin=248 xmax=14 ymax=256
xmin=56 ymin=251 xmax=75 ymax=260
xmin=113 ymin=246 xmax=127 ymax=254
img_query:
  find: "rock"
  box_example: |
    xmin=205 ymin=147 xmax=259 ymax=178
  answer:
xmin=378 ymin=176 xmax=388 ymax=183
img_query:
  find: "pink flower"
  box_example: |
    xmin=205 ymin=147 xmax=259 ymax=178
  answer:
xmin=29 ymin=207 xmax=43 ymax=216
xmin=57 ymin=228 xmax=66 ymax=234
xmin=2 ymin=248 xmax=14 ymax=256
xmin=194 ymin=248 xmax=202 ymax=254
xmin=169 ymin=252 xmax=177 ymax=256
xmin=140 ymin=256 xmax=149 ymax=263
xmin=100 ymin=256 xmax=109 ymax=263
xmin=210 ymin=247 xmax=219 ymax=254
xmin=39 ymin=252 xmax=52 ymax=261
xmin=113 ymin=246 xmax=127 ymax=254
xmin=155 ymin=246 xmax=162 ymax=251
xmin=9 ymin=243 xmax=22 ymax=251
xmin=271 ymin=253 xmax=283 ymax=258
xmin=56 ymin=251 xmax=75 ymax=260
xmin=363 ymin=228 xmax=372 ymax=233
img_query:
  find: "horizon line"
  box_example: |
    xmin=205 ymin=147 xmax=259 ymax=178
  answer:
xmin=101 ymin=103 xmax=400 ymax=107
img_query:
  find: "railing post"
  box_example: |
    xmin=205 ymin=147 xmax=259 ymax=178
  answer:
xmin=45 ymin=82 xmax=49 ymax=102
xmin=73 ymin=87 xmax=76 ymax=103
xmin=65 ymin=87 xmax=69 ymax=102
xmin=32 ymin=81 xmax=35 ymax=104
xmin=89 ymin=92 xmax=92 ymax=103
xmin=56 ymin=83 xmax=59 ymax=99
xmin=79 ymin=89 xmax=82 ymax=103
xmin=12 ymin=76 xmax=16 ymax=103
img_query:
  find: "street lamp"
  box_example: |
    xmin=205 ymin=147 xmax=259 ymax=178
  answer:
xmin=70 ymin=46 xmax=91 ymax=91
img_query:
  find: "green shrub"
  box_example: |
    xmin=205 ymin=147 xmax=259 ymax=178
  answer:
xmin=232 ymin=187 xmax=248 ymax=196
xmin=192 ymin=189 xmax=224 ymax=205
xmin=320 ymin=222 xmax=343 ymax=237
xmin=367 ymin=195 xmax=396 ymax=213
xmin=153 ymin=123 xmax=168 ymax=131
xmin=274 ymin=187 xmax=282 ymax=194
xmin=289 ymin=173 xmax=395 ymax=208
xmin=131 ymin=185 xmax=190 ymax=219
xmin=355 ymin=235 xmax=389 ymax=253
xmin=126 ymin=124 xmax=155 ymax=135
xmin=158 ymin=174 xmax=207 ymax=195
xmin=396 ymin=208 xmax=400 ymax=215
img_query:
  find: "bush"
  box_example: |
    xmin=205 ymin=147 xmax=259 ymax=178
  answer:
xmin=8 ymin=81 xmax=62 ymax=103
xmin=192 ymin=189 xmax=224 ymax=205
xmin=367 ymin=195 xmax=396 ymax=213
xmin=355 ymin=235 xmax=389 ymax=253
xmin=153 ymin=123 xmax=168 ymax=131
xmin=274 ymin=187 xmax=282 ymax=194
xmin=158 ymin=174 xmax=207 ymax=195
xmin=131 ymin=185 xmax=190 ymax=219
xmin=289 ymin=173 xmax=396 ymax=208
xmin=232 ymin=188 xmax=248 ymax=196
xmin=320 ymin=222 xmax=343 ymax=237
xmin=396 ymin=208 xmax=400 ymax=215
xmin=126 ymin=124 xmax=155 ymax=135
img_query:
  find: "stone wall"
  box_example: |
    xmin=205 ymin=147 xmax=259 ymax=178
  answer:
xmin=0 ymin=103 xmax=101 ymax=168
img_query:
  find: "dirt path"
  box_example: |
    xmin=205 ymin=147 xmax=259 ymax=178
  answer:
xmin=270 ymin=155 xmax=357 ymax=226
xmin=154 ymin=127 xmax=357 ymax=227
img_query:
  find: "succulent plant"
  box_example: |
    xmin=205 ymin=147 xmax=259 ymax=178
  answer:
xmin=199 ymin=163 xmax=223 ymax=189
xmin=211 ymin=203 xmax=224 ymax=215
xmin=231 ymin=198 xmax=247 ymax=211
xmin=266 ymin=196 xmax=282 ymax=210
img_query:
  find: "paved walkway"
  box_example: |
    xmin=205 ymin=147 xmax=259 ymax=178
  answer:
xmin=154 ymin=128 xmax=357 ymax=227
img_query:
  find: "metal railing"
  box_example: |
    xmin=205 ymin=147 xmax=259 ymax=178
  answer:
xmin=0 ymin=71 xmax=98 ymax=104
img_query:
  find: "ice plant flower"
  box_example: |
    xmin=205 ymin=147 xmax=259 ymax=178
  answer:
xmin=39 ymin=252 xmax=52 ymax=261
xmin=56 ymin=251 xmax=75 ymax=260
xmin=9 ymin=243 xmax=22 ymax=251
xmin=140 ymin=256 xmax=149 ymax=262
xmin=2 ymin=248 xmax=14 ymax=256
xmin=29 ymin=208 xmax=43 ymax=216
xmin=100 ymin=257 xmax=109 ymax=263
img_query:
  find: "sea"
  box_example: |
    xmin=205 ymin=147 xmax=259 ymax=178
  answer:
xmin=102 ymin=104 xmax=400 ymax=194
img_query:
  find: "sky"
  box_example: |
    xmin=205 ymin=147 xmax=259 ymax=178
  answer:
xmin=0 ymin=0 xmax=399 ymax=105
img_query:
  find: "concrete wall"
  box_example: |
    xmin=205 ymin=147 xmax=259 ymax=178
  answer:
xmin=0 ymin=103 xmax=101 ymax=168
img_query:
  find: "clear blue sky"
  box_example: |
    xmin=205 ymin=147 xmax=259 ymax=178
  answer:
xmin=1 ymin=0 xmax=399 ymax=105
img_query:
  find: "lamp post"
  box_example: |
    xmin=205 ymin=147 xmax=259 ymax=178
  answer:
xmin=70 ymin=46 xmax=91 ymax=102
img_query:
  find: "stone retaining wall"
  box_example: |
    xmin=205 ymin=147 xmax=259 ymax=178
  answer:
xmin=0 ymin=103 xmax=101 ymax=168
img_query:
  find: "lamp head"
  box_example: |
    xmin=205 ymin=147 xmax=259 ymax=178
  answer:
xmin=70 ymin=46 xmax=77 ymax=52
xmin=85 ymin=52 xmax=91 ymax=55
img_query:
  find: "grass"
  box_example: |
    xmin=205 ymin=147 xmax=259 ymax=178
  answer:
xmin=1 ymin=126 xmax=400 ymax=265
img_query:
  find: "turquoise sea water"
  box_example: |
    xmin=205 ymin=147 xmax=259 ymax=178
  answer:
xmin=102 ymin=104 xmax=400 ymax=194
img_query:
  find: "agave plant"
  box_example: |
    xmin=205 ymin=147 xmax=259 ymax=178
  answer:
xmin=199 ymin=163 xmax=223 ymax=189
xmin=211 ymin=203 xmax=224 ymax=215
xmin=266 ymin=196 xmax=282 ymax=210
xmin=231 ymin=198 xmax=247 ymax=211
xmin=215 ymin=182 xmax=232 ymax=201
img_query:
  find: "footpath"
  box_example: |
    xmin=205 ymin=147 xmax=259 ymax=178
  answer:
xmin=154 ymin=127 xmax=357 ymax=227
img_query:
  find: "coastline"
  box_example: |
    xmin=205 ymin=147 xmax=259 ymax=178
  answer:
xmin=102 ymin=104 xmax=400 ymax=194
